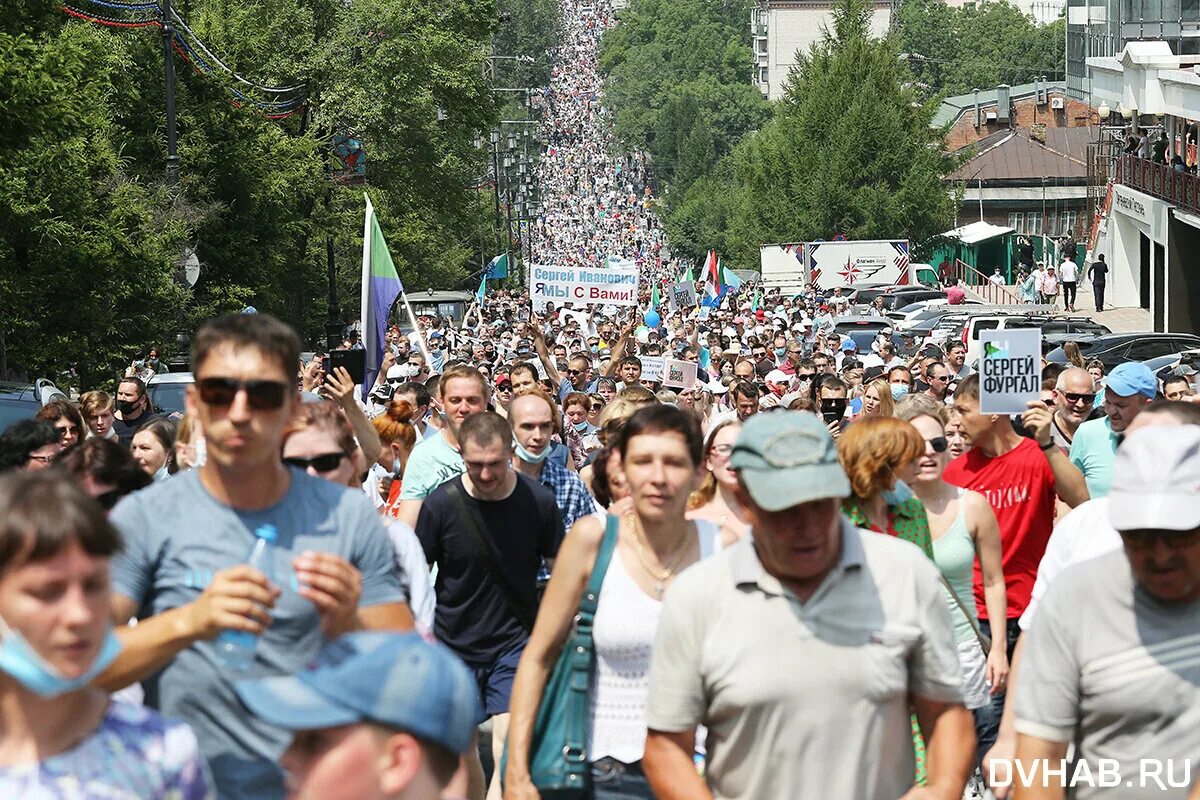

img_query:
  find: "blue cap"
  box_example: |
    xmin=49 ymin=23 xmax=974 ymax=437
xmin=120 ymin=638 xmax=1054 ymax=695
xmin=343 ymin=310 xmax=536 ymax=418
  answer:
xmin=840 ymin=339 xmax=857 ymax=351
xmin=729 ymin=411 xmax=851 ymax=512
xmin=235 ymin=632 xmax=481 ymax=754
xmin=1105 ymin=362 xmax=1157 ymax=399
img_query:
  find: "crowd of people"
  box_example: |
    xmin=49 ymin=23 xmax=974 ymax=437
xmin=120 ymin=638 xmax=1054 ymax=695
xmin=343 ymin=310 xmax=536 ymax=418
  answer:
xmin=533 ymin=0 xmax=669 ymax=270
xmin=0 ymin=0 xmax=1196 ymax=797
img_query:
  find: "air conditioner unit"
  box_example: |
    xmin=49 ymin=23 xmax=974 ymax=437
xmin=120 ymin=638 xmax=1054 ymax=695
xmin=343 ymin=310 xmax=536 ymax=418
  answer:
xmin=1050 ymin=97 xmax=1065 ymax=109
xmin=985 ymin=111 xmax=998 ymax=121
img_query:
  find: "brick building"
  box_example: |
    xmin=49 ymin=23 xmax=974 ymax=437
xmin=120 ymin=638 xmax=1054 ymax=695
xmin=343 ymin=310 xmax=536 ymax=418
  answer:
xmin=935 ymin=80 xmax=1093 ymax=151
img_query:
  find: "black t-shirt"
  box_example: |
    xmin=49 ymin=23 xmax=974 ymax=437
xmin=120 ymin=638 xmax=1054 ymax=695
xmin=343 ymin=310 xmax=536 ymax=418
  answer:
xmin=415 ymin=473 xmax=563 ymax=665
xmin=114 ymin=410 xmax=160 ymax=447
xmin=1090 ymin=260 xmax=1109 ymax=283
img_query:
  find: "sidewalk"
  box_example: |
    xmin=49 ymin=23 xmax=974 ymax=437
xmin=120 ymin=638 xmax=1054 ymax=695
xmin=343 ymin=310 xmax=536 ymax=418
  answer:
xmin=979 ymin=284 xmax=1152 ymax=333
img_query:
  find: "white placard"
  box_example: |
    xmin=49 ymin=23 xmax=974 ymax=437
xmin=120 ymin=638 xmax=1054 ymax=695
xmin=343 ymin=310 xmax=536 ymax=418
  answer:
xmin=663 ymin=359 xmax=698 ymax=390
xmin=639 ymin=355 xmax=665 ymax=383
xmin=978 ymin=328 xmax=1042 ymax=414
xmin=669 ymin=281 xmax=698 ymax=311
xmin=528 ymin=263 xmax=640 ymax=308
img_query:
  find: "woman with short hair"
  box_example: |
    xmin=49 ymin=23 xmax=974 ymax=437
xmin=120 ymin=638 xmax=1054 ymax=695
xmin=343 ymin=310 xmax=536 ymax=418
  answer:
xmin=0 ymin=472 xmax=212 ymax=797
xmin=130 ymin=417 xmax=177 ymax=480
xmin=35 ymin=399 xmax=86 ymax=449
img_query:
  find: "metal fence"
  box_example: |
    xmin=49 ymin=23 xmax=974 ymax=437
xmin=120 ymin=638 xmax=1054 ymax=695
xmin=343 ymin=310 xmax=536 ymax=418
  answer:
xmin=1118 ymin=154 xmax=1200 ymax=213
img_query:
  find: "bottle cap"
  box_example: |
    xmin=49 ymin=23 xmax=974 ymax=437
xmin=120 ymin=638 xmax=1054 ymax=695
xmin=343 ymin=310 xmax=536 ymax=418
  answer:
xmin=255 ymin=524 xmax=278 ymax=542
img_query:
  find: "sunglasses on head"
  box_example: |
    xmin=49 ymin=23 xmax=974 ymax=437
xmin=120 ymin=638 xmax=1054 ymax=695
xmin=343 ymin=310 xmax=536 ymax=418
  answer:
xmin=926 ymin=436 xmax=949 ymax=453
xmin=198 ymin=377 xmax=289 ymax=410
xmin=283 ymin=452 xmax=346 ymax=473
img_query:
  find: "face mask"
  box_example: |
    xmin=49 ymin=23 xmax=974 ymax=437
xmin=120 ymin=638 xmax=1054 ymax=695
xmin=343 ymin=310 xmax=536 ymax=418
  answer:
xmin=0 ymin=617 xmax=122 ymax=698
xmin=153 ymin=463 xmax=170 ymax=482
xmin=116 ymin=400 xmax=139 ymax=417
xmin=572 ymin=420 xmax=590 ymax=433
xmin=774 ymin=347 xmax=787 ymax=359
xmin=513 ymin=437 xmax=550 ymax=464
xmin=890 ymin=383 xmax=910 ymax=401
xmin=194 ymin=436 xmax=207 ymax=468
xmin=882 ymin=479 xmax=915 ymax=507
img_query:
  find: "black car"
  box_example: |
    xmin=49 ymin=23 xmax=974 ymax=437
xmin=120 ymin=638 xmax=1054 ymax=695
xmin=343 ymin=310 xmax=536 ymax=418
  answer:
xmin=880 ymin=289 xmax=948 ymax=311
xmin=0 ymin=380 xmax=69 ymax=432
xmin=1004 ymin=316 xmax=1112 ymax=337
xmin=1045 ymin=332 xmax=1200 ymax=371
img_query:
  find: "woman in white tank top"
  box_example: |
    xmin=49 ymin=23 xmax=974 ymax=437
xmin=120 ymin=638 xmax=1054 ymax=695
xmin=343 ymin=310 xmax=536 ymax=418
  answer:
xmin=504 ymin=405 xmax=719 ymax=800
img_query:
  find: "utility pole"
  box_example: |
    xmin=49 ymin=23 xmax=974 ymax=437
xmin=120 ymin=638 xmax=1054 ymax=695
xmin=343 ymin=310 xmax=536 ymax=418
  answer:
xmin=162 ymin=0 xmax=181 ymax=183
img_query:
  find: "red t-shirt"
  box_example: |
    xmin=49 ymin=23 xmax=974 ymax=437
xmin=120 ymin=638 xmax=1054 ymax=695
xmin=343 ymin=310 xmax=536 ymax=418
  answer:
xmin=942 ymin=437 xmax=1055 ymax=620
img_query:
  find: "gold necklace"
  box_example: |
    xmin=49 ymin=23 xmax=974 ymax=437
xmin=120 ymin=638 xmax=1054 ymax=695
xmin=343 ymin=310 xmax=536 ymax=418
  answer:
xmin=627 ymin=513 xmax=691 ymax=599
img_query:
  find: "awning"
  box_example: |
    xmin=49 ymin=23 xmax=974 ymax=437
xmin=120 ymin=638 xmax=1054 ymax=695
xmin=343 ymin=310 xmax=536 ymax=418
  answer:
xmin=942 ymin=220 xmax=1015 ymax=245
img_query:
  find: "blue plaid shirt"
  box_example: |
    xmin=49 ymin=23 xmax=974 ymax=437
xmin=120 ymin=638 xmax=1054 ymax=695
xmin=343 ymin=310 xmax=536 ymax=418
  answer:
xmin=537 ymin=458 xmax=597 ymax=533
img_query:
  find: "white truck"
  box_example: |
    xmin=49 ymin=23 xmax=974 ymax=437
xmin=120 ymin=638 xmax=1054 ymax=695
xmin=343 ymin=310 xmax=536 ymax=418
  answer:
xmin=760 ymin=240 xmax=933 ymax=293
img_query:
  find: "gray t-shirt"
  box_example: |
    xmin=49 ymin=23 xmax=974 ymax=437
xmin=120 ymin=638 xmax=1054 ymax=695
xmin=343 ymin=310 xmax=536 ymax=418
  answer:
xmin=111 ymin=468 xmax=407 ymax=800
xmin=1015 ymin=549 xmax=1200 ymax=799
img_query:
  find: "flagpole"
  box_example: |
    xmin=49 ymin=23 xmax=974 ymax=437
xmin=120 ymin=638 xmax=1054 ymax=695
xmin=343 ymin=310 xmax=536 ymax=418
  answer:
xmin=400 ymin=290 xmax=432 ymax=364
xmin=360 ymin=194 xmax=373 ymax=352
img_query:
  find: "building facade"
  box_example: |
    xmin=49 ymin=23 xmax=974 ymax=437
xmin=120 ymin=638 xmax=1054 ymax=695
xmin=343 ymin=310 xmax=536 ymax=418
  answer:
xmin=751 ymin=0 xmax=892 ymax=100
xmin=1087 ymin=41 xmax=1200 ymax=333
xmin=1066 ymin=0 xmax=1200 ymax=99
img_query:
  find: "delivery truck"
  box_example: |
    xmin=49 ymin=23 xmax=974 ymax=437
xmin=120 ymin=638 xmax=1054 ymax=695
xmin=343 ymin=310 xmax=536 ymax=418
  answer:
xmin=760 ymin=239 xmax=934 ymax=293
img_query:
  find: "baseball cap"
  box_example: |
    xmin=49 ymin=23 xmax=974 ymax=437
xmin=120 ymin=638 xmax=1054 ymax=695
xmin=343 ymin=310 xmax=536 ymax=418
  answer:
xmin=729 ymin=411 xmax=851 ymax=512
xmin=235 ymin=632 xmax=481 ymax=755
xmin=1108 ymin=426 xmax=1200 ymax=531
xmin=840 ymin=339 xmax=857 ymax=351
xmin=1172 ymin=364 xmax=1198 ymax=378
xmin=765 ymin=369 xmax=790 ymax=385
xmin=387 ymin=364 xmax=417 ymax=382
xmin=1105 ymin=362 xmax=1157 ymax=399
xmin=494 ymin=373 xmax=511 ymax=387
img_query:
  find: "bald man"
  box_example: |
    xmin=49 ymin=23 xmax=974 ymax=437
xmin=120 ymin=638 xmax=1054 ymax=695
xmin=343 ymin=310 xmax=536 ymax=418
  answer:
xmin=1049 ymin=368 xmax=1097 ymax=451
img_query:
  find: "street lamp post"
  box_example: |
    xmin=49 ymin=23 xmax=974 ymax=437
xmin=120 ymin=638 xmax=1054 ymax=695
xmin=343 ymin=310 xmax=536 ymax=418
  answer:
xmin=162 ymin=0 xmax=181 ymax=183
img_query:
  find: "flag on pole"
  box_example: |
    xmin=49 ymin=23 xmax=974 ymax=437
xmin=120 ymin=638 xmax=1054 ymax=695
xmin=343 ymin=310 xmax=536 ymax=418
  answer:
xmin=477 ymin=272 xmax=488 ymax=304
xmin=650 ymin=283 xmax=660 ymax=311
xmin=704 ymin=250 xmax=721 ymax=291
xmin=751 ymin=285 xmax=761 ymax=312
xmin=486 ymin=253 xmax=509 ymax=279
xmin=680 ymin=262 xmax=694 ymax=283
xmin=720 ymin=259 xmax=743 ymax=291
xmin=360 ymin=195 xmax=404 ymax=400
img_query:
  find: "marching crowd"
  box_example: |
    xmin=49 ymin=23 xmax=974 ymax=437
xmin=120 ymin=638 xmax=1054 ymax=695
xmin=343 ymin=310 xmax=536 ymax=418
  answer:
xmin=0 ymin=0 xmax=1195 ymax=798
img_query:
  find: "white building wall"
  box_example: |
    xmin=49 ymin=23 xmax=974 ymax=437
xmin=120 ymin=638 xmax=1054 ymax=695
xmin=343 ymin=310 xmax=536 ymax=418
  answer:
xmin=762 ymin=1 xmax=891 ymax=101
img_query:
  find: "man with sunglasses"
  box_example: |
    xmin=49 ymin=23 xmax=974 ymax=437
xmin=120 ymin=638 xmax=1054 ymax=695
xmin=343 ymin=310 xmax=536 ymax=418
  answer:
xmin=1047 ymin=368 xmax=1097 ymax=451
xmin=105 ymin=313 xmax=413 ymax=800
xmin=1011 ymin=426 xmax=1200 ymax=800
xmin=923 ymin=361 xmax=952 ymax=404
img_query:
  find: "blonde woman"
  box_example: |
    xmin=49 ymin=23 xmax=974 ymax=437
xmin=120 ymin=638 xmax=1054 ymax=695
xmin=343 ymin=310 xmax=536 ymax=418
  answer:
xmin=686 ymin=419 xmax=749 ymax=547
xmin=858 ymin=378 xmax=895 ymax=419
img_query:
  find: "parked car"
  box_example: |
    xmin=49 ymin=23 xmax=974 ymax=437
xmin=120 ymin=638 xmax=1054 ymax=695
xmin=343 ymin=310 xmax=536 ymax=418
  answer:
xmin=830 ymin=316 xmax=894 ymax=352
xmin=1045 ymin=333 xmax=1200 ymax=372
xmin=879 ymin=288 xmax=948 ymax=311
xmin=147 ymin=372 xmax=194 ymax=418
xmin=0 ymin=380 xmax=69 ymax=433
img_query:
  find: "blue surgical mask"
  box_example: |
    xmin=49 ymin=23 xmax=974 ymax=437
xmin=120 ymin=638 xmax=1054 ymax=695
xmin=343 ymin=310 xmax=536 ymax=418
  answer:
xmin=0 ymin=617 xmax=122 ymax=697
xmin=890 ymin=383 xmax=909 ymax=401
xmin=513 ymin=437 xmax=550 ymax=464
xmin=882 ymin=479 xmax=915 ymax=507
xmin=774 ymin=347 xmax=786 ymax=359
xmin=572 ymin=420 xmax=590 ymax=433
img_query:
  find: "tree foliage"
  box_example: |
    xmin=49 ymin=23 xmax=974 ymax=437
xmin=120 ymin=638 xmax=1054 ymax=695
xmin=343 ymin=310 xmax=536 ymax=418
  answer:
xmin=599 ymin=0 xmax=771 ymax=200
xmin=668 ymin=0 xmax=962 ymax=268
xmin=895 ymin=0 xmax=1065 ymax=97
xmin=1 ymin=0 xmax=512 ymax=388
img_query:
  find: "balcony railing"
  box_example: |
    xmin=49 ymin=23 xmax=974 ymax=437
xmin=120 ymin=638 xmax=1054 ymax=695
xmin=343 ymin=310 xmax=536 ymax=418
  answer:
xmin=1117 ymin=154 xmax=1200 ymax=214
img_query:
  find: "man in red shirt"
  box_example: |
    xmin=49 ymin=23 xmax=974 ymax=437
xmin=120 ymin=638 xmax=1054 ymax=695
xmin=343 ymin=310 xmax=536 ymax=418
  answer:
xmin=942 ymin=374 xmax=1088 ymax=772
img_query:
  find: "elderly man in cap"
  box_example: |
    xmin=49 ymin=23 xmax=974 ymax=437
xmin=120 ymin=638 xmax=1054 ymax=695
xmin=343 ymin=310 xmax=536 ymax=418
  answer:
xmin=642 ymin=412 xmax=974 ymax=800
xmin=1011 ymin=426 xmax=1200 ymax=799
xmin=236 ymin=632 xmax=481 ymax=800
xmin=1069 ymin=361 xmax=1156 ymax=497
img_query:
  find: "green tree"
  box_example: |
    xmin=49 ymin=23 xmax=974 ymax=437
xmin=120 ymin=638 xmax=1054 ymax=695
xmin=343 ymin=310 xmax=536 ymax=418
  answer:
xmin=715 ymin=0 xmax=961 ymax=267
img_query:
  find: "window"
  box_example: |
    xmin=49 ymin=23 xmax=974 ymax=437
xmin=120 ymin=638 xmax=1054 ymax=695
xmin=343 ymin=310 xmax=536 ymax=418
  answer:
xmin=1008 ymin=212 xmax=1024 ymax=231
xmin=1027 ymin=215 xmax=1042 ymax=235
xmin=1060 ymin=210 xmax=1078 ymax=235
xmin=1045 ymin=212 xmax=1058 ymax=235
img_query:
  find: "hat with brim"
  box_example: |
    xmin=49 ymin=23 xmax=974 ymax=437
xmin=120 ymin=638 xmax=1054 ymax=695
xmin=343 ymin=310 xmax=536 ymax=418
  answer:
xmin=729 ymin=411 xmax=850 ymax=512
xmin=236 ymin=674 xmax=362 ymax=731
xmin=1108 ymin=426 xmax=1200 ymax=531
xmin=1105 ymin=362 xmax=1157 ymax=399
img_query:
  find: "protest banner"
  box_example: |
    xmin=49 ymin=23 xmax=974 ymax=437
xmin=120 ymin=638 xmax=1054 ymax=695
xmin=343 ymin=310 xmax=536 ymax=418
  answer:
xmin=668 ymin=281 xmax=698 ymax=312
xmin=979 ymin=328 xmax=1042 ymax=414
xmin=640 ymin=355 xmax=665 ymax=383
xmin=528 ymin=263 xmax=640 ymax=308
xmin=663 ymin=359 xmax=698 ymax=390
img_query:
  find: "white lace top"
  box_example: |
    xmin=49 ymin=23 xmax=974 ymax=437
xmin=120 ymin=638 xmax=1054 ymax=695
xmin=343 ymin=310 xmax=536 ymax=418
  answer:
xmin=588 ymin=519 xmax=720 ymax=763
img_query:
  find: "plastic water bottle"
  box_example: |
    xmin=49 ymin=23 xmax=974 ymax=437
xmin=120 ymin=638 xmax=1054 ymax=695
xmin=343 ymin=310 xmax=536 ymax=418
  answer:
xmin=215 ymin=524 xmax=278 ymax=671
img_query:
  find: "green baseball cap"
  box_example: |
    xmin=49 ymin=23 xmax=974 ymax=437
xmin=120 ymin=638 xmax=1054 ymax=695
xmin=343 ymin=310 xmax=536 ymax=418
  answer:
xmin=729 ymin=411 xmax=851 ymax=512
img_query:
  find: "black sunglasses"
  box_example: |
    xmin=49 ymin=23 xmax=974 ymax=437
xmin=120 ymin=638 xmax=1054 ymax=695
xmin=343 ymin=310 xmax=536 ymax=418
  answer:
xmin=1120 ymin=528 xmax=1200 ymax=550
xmin=198 ymin=377 xmax=289 ymax=410
xmin=1062 ymin=392 xmax=1096 ymax=404
xmin=927 ymin=436 xmax=949 ymax=453
xmin=283 ymin=453 xmax=346 ymax=473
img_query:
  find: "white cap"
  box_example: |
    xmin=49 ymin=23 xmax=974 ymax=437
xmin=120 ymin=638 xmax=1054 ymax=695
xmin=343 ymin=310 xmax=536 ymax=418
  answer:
xmin=706 ymin=380 xmax=729 ymax=395
xmin=1108 ymin=426 xmax=1200 ymax=532
xmin=387 ymin=364 xmax=417 ymax=380
xmin=765 ymin=369 xmax=790 ymax=384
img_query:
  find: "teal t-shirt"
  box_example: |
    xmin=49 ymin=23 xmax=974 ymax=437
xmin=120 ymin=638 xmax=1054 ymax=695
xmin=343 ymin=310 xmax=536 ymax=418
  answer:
xmin=1069 ymin=416 xmax=1118 ymax=498
xmin=399 ymin=429 xmax=465 ymax=501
